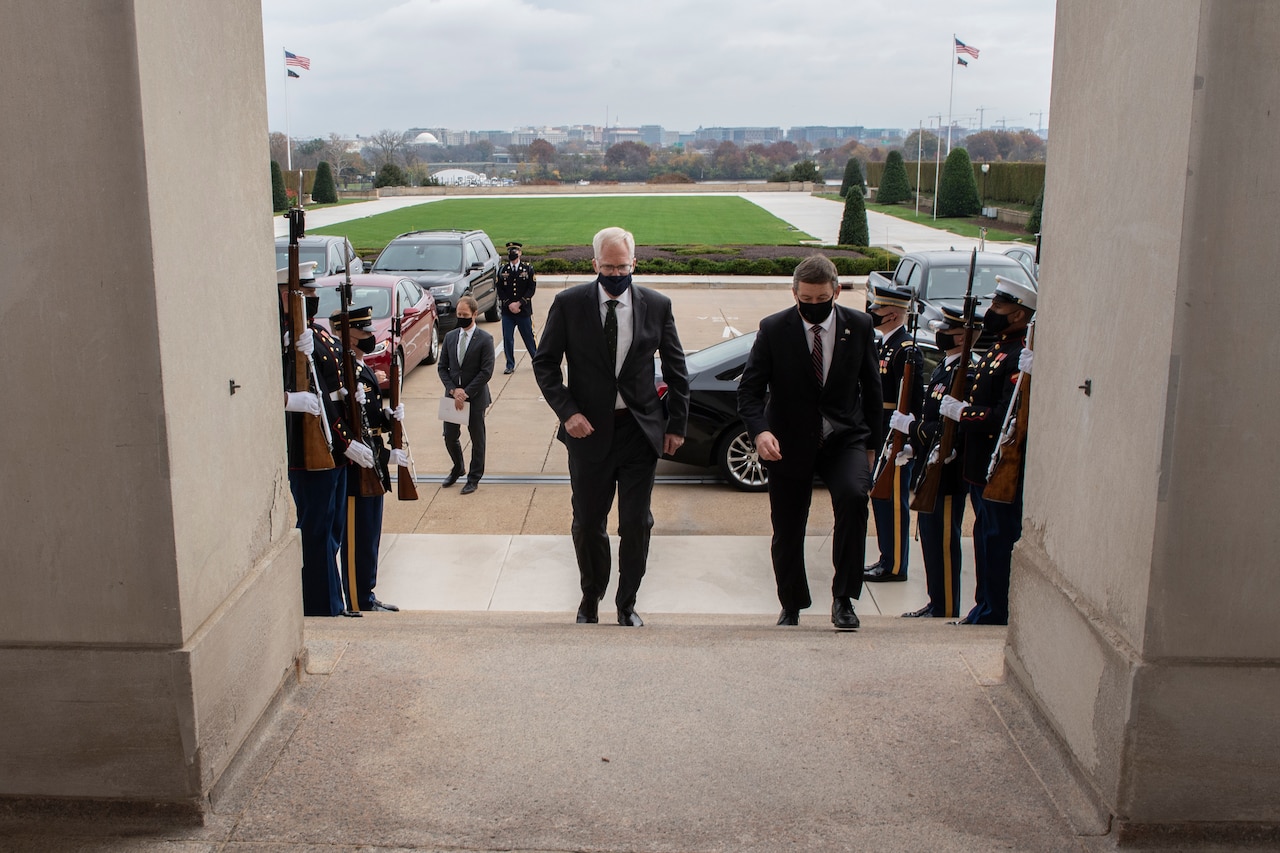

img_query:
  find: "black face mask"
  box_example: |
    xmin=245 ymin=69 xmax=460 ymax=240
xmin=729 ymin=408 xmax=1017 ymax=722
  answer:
xmin=868 ymin=309 xmax=889 ymax=327
xmin=305 ymin=294 xmax=321 ymax=320
xmin=599 ymin=273 xmax=632 ymax=296
xmin=508 ymin=249 xmax=520 ymax=261
xmin=457 ymin=315 xmax=474 ymax=329
xmin=355 ymin=335 xmax=376 ymax=354
xmin=983 ymin=310 xmax=1012 ymax=335
xmin=797 ymin=298 xmax=834 ymax=325
xmin=935 ymin=330 xmax=958 ymax=351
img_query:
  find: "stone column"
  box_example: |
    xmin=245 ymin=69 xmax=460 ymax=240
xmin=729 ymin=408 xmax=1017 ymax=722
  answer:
xmin=0 ymin=0 xmax=302 ymax=815
xmin=1008 ymin=0 xmax=1279 ymax=842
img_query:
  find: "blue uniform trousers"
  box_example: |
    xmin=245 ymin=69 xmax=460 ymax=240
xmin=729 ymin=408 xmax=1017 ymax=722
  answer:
xmin=965 ymin=482 xmax=1023 ymax=625
xmin=340 ymin=492 xmax=385 ymax=609
xmin=917 ymin=491 xmax=966 ymax=617
xmin=870 ymin=458 xmax=913 ymax=576
xmin=289 ymin=465 xmax=348 ymax=617
xmin=501 ymin=311 xmax=538 ymax=371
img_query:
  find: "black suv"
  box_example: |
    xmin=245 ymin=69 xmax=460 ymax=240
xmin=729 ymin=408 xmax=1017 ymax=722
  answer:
xmin=370 ymin=230 xmax=500 ymax=331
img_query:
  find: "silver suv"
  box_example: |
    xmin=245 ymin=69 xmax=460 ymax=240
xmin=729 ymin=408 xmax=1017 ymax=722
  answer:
xmin=370 ymin=230 xmax=500 ymax=331
xmin=274 ymin=235 xmax=361 ymax=278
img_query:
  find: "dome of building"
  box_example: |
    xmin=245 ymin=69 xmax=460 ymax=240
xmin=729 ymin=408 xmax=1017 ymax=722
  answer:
xmin=413 ymin=131 xmax=440 ymax=145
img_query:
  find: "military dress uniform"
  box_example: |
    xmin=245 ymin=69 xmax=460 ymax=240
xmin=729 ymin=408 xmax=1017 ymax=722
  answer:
xmin=904 ymin=303 xmax=982 ymax=618
xmin=951 ymin=277 xmax=1036 ymax=625
xmin=495 ymin=241 xmax=538 ymax=373
xmin=280 ymin=266 xmax=359 ymax=617
xmin=332 ymin=306 xmax=400 ymax=613
xmin=866 ymin=283 xmax=923 ymax=582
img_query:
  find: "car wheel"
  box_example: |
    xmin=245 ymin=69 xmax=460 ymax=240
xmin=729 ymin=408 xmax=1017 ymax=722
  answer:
xmin=483 ymin=294 xmax=499 ymax=323
xmin=717 ymin=427 xmax=769 ymax=492
xmin=421 ymin=321 xmax=440 ymax=365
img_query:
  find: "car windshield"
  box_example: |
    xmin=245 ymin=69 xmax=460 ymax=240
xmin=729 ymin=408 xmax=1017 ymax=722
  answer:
xmin=684 ymin=331 xmax=757 ymax=373
xmin=315 ymin=285 xmax=393 ymax=320
xmin=374 ymin=242 xmax=462 ymax=273
xmin=925 ymin=261 xmax=1033 ymax=301
xmin=275 ymin=247 xmax=326 ymax=272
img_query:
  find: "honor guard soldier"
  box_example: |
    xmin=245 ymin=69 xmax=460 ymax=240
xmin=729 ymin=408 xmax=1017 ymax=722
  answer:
xmin=865 ymin=281 xmax=924 ymax=582
xmin=330 ymin=306 xmax=408 ymax=612
xmin=279 ymin=262 xmax=374 ymax=616
xmin=495 ymin=241 xmax=538 ymax=374
xmin=939 ymin=275 xmax=1037 ymax=625
xmin=902 ymin=302 xmax=983 ymax=618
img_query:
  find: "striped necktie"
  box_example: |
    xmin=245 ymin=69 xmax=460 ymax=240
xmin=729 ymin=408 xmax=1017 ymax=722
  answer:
xmin=811 ymin=324 xmax=824 ymax=385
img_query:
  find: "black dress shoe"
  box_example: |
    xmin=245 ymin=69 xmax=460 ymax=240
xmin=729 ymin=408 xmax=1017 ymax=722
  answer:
xmin=442 ymin=468 xmax=464 ymax=487
xmin=363 ymin=599 xmax=399 ymax=612
xmin=503 ymin=366 xmax=515 ymax=374
xmin=831 ymin=597 xmax=860 ymax=631
xmin=460 ymin=480 xmax=478 ymax=495
xmin=777 ymin=608 xmax=799 ymax=626
xmin=901 ymin=605 xmax=935 ymax=618
xmin=865 ymin=564 xmax=908 ymax=582
xmin=617 ymin=607 xmax=644 ymax=627
xmin=576 ymin=597 xmax=599 ymax=624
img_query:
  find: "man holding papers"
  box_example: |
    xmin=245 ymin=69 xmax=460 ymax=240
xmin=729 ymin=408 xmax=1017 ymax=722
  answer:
xmin=437 ymin=296 xmax=494 ymax=495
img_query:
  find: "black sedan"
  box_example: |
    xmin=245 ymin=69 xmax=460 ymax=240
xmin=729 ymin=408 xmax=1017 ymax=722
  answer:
xmin=657 ymin=330 xmax=940 ymax=492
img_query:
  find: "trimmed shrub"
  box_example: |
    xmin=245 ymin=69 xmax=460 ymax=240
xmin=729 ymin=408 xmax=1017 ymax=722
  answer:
xmin=876 ymin=151 xmax=913 ymax=205
xmin=1027 ymin=184 xmax=1044 ymax=233
xmin=374 ymin=163 xmax=408 ymax=188
xmin=937 ymin=147 xmax=982 ymax=217
xmin=839 ymin=158 xmax=865 ymax=198
xmin=838 ymin=187 xmax=869 ymax=247
xmin=311 ymin=161 xmax=338 ymax=204
xmin=271 ymin=160 xmax=288 ymax=211
xmin=791 ymin=160 xmax=822 ymax=182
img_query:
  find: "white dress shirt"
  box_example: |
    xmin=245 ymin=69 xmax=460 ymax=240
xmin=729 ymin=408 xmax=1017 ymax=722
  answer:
xmin=598 ymin=284 xmax=633 ymax=409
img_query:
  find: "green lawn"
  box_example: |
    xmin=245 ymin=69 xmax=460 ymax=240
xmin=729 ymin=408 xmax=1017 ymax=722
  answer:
xmin=865 ymin=203 xmax=1032 ymax=243
xmin=311 ymin=196 xmax=815 ymax=252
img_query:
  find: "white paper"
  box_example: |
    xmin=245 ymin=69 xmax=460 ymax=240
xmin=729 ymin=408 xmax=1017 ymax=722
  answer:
xmin=437 ymin=396 xmax=470 ymax=425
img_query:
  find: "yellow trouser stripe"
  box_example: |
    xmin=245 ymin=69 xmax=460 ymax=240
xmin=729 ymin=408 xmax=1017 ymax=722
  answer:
xmin=942 ymin=495 xmax=954 ymax=615
xmin=892 ymin=466 xmax=904 ymax=574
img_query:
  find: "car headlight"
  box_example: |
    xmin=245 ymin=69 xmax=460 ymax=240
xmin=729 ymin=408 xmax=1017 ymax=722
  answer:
xmin=369 ymin=339 xmax=389 ymax=358
xmin=429 ymin=285 xmax=454 ymax=299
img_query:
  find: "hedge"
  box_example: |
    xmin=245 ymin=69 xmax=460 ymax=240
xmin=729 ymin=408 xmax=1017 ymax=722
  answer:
xmin=866 ymin=159 xmax=1044 ymax=206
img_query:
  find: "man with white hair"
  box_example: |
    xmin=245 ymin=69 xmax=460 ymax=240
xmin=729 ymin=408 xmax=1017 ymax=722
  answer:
xmin=533 ymin=227 xmax=689 ymax=627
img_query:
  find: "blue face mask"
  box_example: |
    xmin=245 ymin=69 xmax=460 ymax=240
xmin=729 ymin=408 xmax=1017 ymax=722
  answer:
xmin=599 ymin=273 xmax=632 ymax=296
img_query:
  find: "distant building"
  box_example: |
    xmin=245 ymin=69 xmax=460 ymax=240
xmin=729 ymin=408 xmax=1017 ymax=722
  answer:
xmin=786 ymin=126 xmax=864 ymax=146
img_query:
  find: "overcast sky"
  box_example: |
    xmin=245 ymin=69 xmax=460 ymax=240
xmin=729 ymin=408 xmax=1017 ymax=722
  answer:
xmin=262 ymin=0 xmax=1056 ymax=140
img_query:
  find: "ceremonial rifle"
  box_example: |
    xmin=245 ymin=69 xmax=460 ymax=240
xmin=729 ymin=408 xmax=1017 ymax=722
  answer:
xmin=869 ymin=293 xmax=920 ymax=500
xmin=337 ymin=266 xmax=387 ymax=501
xmin=983 ymin=320 xmax=1034 ymax=503
xmin=909 ymin=248 xmax=978 ymax=512
xmin=389 ymin=303 xmax=419 ymax=501
xmin=285 ymin=208 xmax=335 ymax=470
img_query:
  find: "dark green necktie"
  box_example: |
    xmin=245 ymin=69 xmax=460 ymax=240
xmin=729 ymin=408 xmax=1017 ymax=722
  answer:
xmin=605 ymin=299 xmax=619 ymax=366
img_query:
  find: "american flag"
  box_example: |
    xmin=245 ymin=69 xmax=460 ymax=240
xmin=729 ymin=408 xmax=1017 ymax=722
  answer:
xmin=955 ymin=38 xmax=980 ymax=58
xmin=284 ymin=50 xmax=310 ymax=70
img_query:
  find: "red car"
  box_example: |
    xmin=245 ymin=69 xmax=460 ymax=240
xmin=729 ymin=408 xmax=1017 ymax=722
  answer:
xmin=314 ymin=274 xmax=440 ymax=390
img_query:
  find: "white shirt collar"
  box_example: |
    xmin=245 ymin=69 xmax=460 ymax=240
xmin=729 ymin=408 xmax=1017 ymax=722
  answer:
xmin=599 ymin=283 xmax=633 ymax=308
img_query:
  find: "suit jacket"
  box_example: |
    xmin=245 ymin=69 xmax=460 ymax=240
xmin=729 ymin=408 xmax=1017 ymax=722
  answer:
xmin=533 ymin=281 xmax=689 ymax=462
xmin=737 ymin=303 xmax=883 ymax=466
xmin=437 ymin=326 xmax=495 ymax=408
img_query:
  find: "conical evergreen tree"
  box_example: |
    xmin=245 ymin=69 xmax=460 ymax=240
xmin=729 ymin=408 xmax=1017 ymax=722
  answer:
xmin=838 ymin=184 xmax=869 ymax=246
xmin=1027 ymin=184 xmax=1044 ymax=233
xmin=876 ymin=150 xmax=912 ymax=205
xmin=312 ymin=161 xmax=338 ymax=204
xmin=270 ymin=160 xmax=288 ymax=211
xmin=937 ymin=147 xmax=982 ymax=217
xmin=839 ymin=157 xmax=865 ymax=199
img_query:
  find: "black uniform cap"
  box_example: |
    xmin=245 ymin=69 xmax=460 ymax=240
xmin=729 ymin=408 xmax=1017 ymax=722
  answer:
xmin=932 ymin=300 xmax=985 ymax=330
xmin=866 ymin=281 xmax=913 ymax=311
xmin=505 ymin=241 xmax=523 ymax=249
xmin=329 ymin=305 xmax=376 ymax=331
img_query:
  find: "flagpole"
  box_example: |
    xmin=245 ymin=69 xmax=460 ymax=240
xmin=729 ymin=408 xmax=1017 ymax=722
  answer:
xmin=946 ymin=35 xmax=956 ymax=157
xmin=284 ymin=48 xmax=293 ymax=171
xmin=915 ymin=119 xmax=923 ymax=216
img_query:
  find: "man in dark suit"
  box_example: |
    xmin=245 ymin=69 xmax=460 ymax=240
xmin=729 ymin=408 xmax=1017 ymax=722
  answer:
xmin=533 ymin=226 xmax=689 ymax=627
xmin=737 ymin=255 xmax=883 ymax=630
xmin=437 ymin=295 xmax=494 ymax=496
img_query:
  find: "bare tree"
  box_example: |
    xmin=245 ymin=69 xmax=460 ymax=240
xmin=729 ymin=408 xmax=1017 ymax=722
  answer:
xmin=323 ymin=133 xmax=354 ymax=182
xmin=269 ymin=132 xmax=290 ymax=165
xmin=369 ymin=129 xmax=410 ymax=167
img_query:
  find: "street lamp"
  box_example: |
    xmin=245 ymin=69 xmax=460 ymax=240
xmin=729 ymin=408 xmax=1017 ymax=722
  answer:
xmin=980 ymin=162 xmax=990 ymax=213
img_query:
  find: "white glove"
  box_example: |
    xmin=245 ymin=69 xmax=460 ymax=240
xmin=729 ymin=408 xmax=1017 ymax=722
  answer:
xmin=383 ymin=404 xmax=406 ymax=422
xmin=1018 ymin=349 xmax=1033 ymax=375
xmin=355 ymin=385 xmax=367 ymax=405
xmin=894 ymin=445 xmax=914 ymax=467
xmin=889 ymin=410 xmax=915 ymax=435
xmin=344 ymin=440 xmax=375 ymax=469
xmin=939 ymin=395 xmax=967 ymax=423
xmin=927 ymin=445 xmax=959 ymax=467
xmin=296 ymin=328 xmax=314 ymax=356
xmin=389 ymin=448 xmax=411 ymax=468
xmin=284 ymin=391 xmax=322 ymax=416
